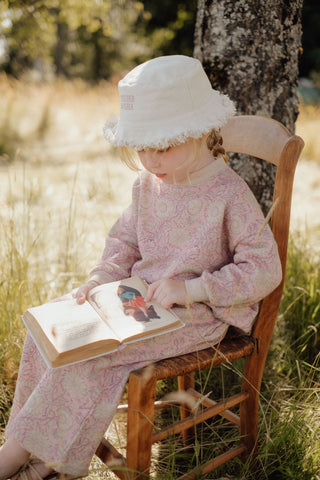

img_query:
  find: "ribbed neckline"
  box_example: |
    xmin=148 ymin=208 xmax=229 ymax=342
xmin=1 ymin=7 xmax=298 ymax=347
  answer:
xmin=148 ymin=156 xmax=228 ymax=189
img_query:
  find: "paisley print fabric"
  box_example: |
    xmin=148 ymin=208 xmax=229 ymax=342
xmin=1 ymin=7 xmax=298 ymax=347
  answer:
xmin=6 ymin=157 xmax=282 ymax=475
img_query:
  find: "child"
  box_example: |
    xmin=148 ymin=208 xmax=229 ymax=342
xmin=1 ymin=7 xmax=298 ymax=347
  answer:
xmin=0 ymin=55 xmax=282 ymax=480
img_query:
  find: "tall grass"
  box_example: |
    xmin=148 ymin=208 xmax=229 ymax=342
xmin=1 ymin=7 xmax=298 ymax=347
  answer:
xmin=0 ymin=76 xmax=320 ymax=479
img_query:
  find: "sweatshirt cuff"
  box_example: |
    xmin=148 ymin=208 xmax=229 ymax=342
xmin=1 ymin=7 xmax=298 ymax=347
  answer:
xmin=89 ymin=271 xmax=116 ymax=285
xmin=185 ymin=277 xmax=209 ymax=304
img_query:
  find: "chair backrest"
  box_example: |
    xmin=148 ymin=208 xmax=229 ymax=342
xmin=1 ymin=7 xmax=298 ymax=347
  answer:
xmin=221 ymin=115 xmax=299 ymax=166
xmin=220 ymin=115 xmax=304 ymax=363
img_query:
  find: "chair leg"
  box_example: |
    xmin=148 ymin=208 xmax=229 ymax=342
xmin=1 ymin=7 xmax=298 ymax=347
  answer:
xmin=240 ymin=353 xmax=261 ymax=460
xmin=177 ymin=372 xmax=195 ymax=446
xmin=126 ymin=369 xmax=157 ymax=479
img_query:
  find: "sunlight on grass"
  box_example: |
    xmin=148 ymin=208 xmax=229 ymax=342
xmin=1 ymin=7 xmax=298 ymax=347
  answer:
xmin=0 ymin=76 xmax=320 ymax=478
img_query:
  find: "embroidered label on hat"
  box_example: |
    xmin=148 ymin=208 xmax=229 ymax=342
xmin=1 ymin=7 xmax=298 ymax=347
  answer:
xmin=120 ymin=95 xmax=135 ymax=110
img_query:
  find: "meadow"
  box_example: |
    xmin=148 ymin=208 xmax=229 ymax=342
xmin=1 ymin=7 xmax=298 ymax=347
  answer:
xmin=0 ymin=74 xmax=320 ymax=479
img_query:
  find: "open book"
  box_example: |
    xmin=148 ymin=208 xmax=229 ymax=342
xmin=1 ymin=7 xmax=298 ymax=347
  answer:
xmin=23 ymin=276 xmax=184 ymax=368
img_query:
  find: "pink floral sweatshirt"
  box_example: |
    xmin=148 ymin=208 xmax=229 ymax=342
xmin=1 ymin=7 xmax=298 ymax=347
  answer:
xmin=90 ymin=157 xmax=282 ymax=334
xmin=6 ymin=158 xmax=282 ymax=476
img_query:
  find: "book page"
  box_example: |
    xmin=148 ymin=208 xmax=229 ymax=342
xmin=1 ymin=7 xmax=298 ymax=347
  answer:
xmin=26 ymin=295 xmax=119 ymax=352
xmin=89 ymin=277 xmax=183 ymax=343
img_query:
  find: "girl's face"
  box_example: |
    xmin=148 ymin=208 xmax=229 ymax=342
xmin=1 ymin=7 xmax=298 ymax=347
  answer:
xmin=137 ymin=139 xmax=210 ymax=184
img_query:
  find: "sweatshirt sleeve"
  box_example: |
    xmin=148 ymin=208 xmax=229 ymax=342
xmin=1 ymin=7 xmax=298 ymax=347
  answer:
xmin=185 ymin=189 xmax=282 ymax=310
xmin=89 ymin=178 xmax=141 ymax=284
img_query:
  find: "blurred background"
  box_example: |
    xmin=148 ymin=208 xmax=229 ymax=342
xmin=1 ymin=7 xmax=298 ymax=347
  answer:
xmin=0 ymin=1 xmax=318 ymax=87
xmin=0 ymin=0 xmax=199 ymax=82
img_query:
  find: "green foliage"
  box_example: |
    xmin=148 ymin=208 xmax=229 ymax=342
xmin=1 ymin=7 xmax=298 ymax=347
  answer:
xmin=300 ymin=0 xmax=320 ymax=83
xmin=0 ymin=0 xmax=197 ymax=80
xmin=0 ymin=0 xmax=145 ymax=79
xmin=136 ymin=1 xmax=197 ymax=58
xmin=1 ymin=0 xmax=320 ymax=83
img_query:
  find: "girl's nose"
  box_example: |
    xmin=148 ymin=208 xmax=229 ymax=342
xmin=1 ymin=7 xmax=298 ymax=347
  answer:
xmin=144 ymin=153 xmax=160 ymax=168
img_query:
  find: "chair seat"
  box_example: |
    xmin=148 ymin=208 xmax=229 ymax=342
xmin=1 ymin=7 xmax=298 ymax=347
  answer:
xmin=134 ymin=332 xmax=256 ymax=381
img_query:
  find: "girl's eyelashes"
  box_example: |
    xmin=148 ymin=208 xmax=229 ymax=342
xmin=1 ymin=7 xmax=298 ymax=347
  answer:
xmin=136 ymin=147 xmax=171 ymax=154
xmin=157 ymin=147 xmax=171 ymax=154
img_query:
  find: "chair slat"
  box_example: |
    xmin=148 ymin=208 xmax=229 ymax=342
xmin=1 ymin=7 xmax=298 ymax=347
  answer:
xmin=187 ymin=388 xmax=240 ymax=426
xmin=177 ymin=445 xmax=247 ymax=480
xmin=221 ymin=115 xmax=292 ymax=164
xmin=151 ymin=391 xmax=248 ymax=444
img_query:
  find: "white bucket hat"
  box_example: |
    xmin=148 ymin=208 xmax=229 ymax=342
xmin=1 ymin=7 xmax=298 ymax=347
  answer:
xmin=103 ymin=55 xmax=235 ymax=150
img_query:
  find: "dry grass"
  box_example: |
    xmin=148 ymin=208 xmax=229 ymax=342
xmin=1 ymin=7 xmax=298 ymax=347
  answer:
xmin=0 ymin=75 xmax=136 ymax=285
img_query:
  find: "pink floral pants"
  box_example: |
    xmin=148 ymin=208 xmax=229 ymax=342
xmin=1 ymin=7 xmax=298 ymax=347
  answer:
xmin=7 ymin=307 xmax=226 ymax=476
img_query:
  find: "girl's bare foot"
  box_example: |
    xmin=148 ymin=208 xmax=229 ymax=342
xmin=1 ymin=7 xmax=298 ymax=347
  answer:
xmin=0 ymin=438 xmax=53 ymax=479
xmin=0 ymin=438 xmax=29 ymax=479
xmin=28 ymin=461 xmax=54 ymax=480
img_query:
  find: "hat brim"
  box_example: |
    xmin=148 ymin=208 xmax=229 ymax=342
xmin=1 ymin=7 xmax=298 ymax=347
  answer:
xmin=103 ymin=91 xmax=236 ymax=151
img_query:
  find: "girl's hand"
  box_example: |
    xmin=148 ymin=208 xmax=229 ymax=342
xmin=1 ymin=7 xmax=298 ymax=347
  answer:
xmin=145 ymin=279 xmax=188 ymax=309
xmin=73 ymin=280 xmax=99 ymax=304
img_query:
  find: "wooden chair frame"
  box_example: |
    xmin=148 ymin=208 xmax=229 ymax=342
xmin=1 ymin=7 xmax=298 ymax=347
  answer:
xmin=96 ymin=115 xmax=304 ymax=479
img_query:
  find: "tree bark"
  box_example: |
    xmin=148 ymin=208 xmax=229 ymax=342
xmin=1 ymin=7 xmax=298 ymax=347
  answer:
xmin=53 ymin=16 xmax=68 ymax=77
xmin=194 ymin=0 xmax=303 ymax=214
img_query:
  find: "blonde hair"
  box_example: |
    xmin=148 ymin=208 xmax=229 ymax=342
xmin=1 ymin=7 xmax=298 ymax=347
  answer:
xmin=206 ymin=129 xmax=228 ymax=163
xmin=119 ymin=146 xmax=141 ymax=171
xmin=118 ymin=131 xmax=228 ymax=172
xmin=118 ymin=139 xmax=200 ymax=172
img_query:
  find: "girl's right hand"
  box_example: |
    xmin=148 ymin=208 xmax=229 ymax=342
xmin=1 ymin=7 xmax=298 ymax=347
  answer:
xmin=145 ymin=278 xmax=188 ymax=309
xmin=73 ymin=280 xmax=100 ymax=304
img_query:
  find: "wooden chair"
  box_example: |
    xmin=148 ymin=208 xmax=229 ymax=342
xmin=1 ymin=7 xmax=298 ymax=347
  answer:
xmin=96 ymin=115 xmax=304 ymax=479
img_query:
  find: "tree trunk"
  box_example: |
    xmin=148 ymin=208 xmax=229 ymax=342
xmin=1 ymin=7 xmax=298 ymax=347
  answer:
xmin=54 ymin=19 xmax=68 ymax=77
xmin=194 ymin=0 xmax=303 ymax=214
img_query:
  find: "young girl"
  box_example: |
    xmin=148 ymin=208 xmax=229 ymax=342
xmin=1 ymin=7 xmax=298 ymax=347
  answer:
xmin=0 ymin=55 xmax=282 ymax=480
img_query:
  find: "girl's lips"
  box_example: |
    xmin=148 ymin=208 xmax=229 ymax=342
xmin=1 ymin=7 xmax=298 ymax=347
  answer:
xmin=155 ymin=173 xmax=166 ymax=178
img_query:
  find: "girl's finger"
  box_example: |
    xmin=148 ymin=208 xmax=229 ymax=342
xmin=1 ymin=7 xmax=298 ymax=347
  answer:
xmin=145 ymin=282 xmax=158 ymax=302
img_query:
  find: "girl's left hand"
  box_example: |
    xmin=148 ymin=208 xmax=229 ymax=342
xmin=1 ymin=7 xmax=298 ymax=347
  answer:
xmin=145 ymin=279 xmax=188 ymax=309
xmin=73 ymin=280 xmax=100 ymax=304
